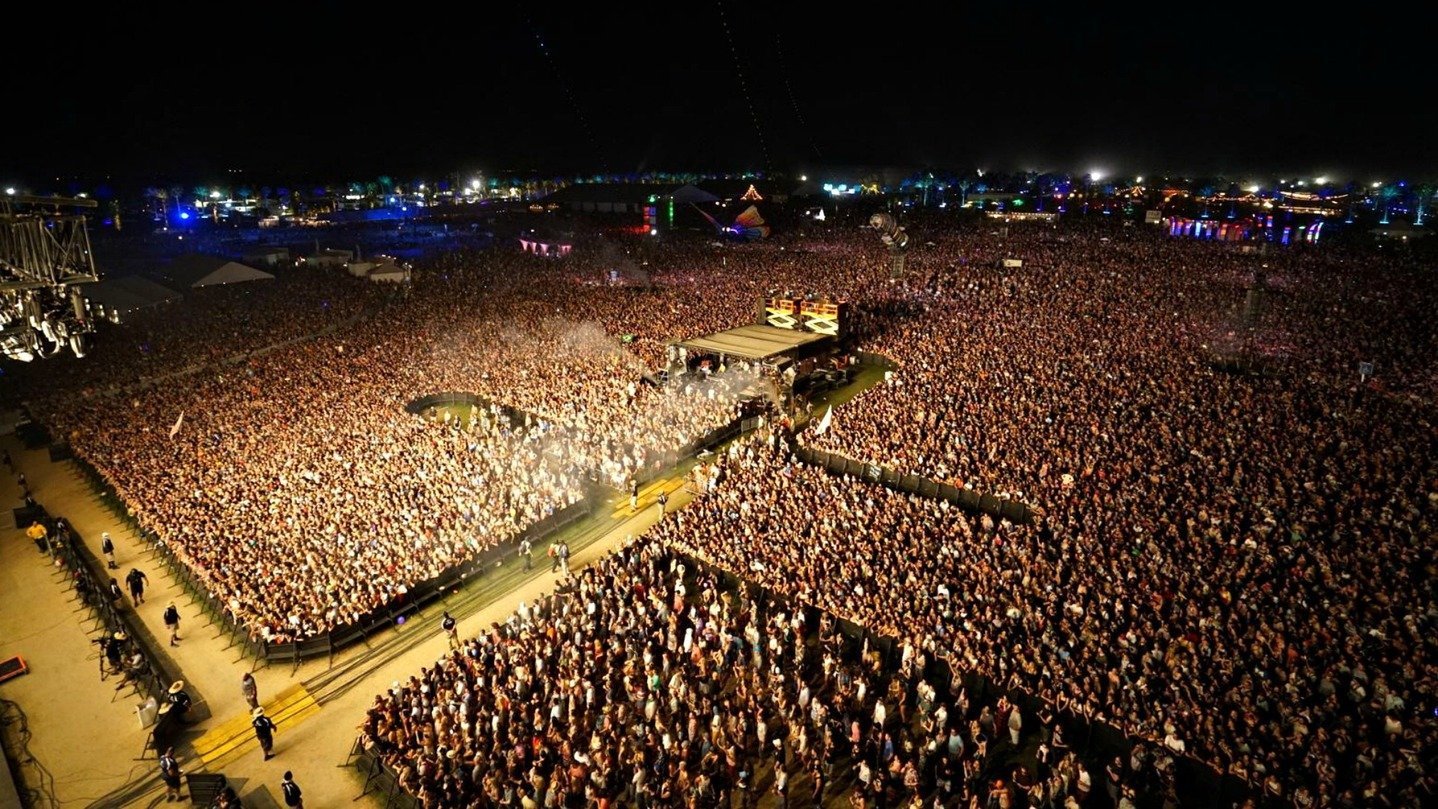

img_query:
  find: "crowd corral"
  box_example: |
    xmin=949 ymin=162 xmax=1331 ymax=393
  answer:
xmin=9 ymin=214 xmax=1435 ymax=807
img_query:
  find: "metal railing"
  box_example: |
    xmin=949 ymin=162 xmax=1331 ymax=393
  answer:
xmin=63 ymin=449 xmax=593 ymax=671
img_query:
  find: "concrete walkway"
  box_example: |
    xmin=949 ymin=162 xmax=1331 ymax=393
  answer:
xmin=1 ymin=433 xmax=691 ymax=807
xmin=0 ymin=448 xmax=163 ymax=807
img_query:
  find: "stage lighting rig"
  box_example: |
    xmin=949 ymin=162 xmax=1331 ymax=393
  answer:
xmin=868 ymin=212 xmax=910 ymax=277
xmin=1 ymin=195 xmax=102 ymax=361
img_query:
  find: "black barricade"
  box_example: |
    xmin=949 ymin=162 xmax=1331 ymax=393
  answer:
xmin=794 ymin=445 xmax=1034 ymax=524
xmin=61 ymin=442 xmax=597 ymax=666
xmin=669 ymin=547 xmax=1247 ymax=808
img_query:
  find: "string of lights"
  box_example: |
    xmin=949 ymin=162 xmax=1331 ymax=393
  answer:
xmin=716 ymin=2 xmax=771 ymax=172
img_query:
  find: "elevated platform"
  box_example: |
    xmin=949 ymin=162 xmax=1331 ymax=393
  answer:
xmin=674 ymin=324 xmax=835 ymax=365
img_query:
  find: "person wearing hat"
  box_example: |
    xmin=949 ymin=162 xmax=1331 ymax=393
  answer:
xmin=167 ymin=680 xmax=192 ymax=718
xmin=280 ymin=771 xmax=303 ymax=808
xmin=159 ymin=746 xmax=183 ymax=802
xmin=101 ymin=532 xmax=118 ymax=569
xmin=252 ymin=706 xmax=278 ymax=760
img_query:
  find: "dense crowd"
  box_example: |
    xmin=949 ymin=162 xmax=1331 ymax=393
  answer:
xmin=24 ymin=243 xmax=774 ymax=641
xmin=363 ymin=525 xmax=1138 ymax=809
xmin=15 ymin=211 xmax=1436 ymax=805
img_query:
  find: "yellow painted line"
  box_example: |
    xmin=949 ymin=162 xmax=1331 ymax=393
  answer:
xmin=202 ymin=701 xmax=322 ymax=769
xmin=610 ymin=476 xmax=685 ymax=520
xmin=194 ymin=684 xmax=308 ymax=755
xmin=195 ymin=684 xmax=317 ymax=764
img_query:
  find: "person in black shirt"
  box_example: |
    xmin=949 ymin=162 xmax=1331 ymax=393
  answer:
xmin=280 ymin=771 xmax=303 ymax=808
xmin=159 ymin=747 xmax=182 ymax=801
xmin=252 ymin=707 xmax=278 ymax=760
xmin=125 ymin=568 xmax=149 ymax=605
xmin=167 ymin=680 xmax=192 ymax=718
xmin=441 ymin=612 xmax=458 ymax=650
xmin=107 ymin=577 xmax=124 ymax=606
xmin=163 ymin=602 xmax=182 ymax=646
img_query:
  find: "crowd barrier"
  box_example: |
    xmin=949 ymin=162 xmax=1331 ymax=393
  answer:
xmin=793 ymin=444 xmax=1034 ymax=524
xmin=799 ymin=351 xmax=1036 ymax=523
xmin=17 ymin=504 xmax=200 ymax=756
xmin=63 ymin=448 xmax=593 ymax=671
xmin=408 ymin=391 xmax=763 ymax=491
xmin=672 ymin=551 xmax=1253 ymax=808
xmin=51 ymin=386 xmax=750 ymax=669
xmin=348 ymin=738 xmax=419 ymax=809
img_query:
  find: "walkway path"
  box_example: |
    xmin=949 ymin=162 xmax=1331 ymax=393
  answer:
xmin=2 ymin=430 xmax=692 ymax=807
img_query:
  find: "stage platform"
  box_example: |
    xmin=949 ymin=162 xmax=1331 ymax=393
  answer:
xmin=675 ymin=324 xmax=835 ymax=365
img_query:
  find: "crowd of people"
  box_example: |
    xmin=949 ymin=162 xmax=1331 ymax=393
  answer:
xmin=363 ymin=527 xmax=1135 ymax=808
xmin=12 ymin=210 xmax=1436 ymax=805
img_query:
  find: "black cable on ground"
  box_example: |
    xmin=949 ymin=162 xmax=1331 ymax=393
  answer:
xmin=0 ymin=697 xmax=61 ymax=808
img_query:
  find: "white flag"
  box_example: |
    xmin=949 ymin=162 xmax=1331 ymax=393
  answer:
xmin=169 ymin=412 xmax=185 ymax=439
xmin=815 ymin=405 xmax=833 ymax=435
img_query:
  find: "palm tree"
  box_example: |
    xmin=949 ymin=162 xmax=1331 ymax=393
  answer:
xmin=956 ymin=178 xmax=971 ymax=207
xmin=1414 ymin=185 xmax=1434 ymax=226
xmin=1378 ymin=184 xmax=1400 ymax=225
xmin=145 ymin=187 xmax=169 ymax=221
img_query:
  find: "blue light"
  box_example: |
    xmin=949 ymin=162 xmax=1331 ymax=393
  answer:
xmin=179 ymin=212 xmax=191 ymax=220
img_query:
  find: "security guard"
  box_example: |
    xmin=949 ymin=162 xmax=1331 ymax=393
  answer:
xmin=441 ymin=611 xmax=459 ymax=650
xmin=252 ymin=707 xmax=278 ymax=760
xmin=280 ymin=771 xmax=303 ymax=808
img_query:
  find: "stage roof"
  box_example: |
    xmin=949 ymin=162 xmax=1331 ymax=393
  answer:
xmin=675 ymin=325 xmax=833 ymax=363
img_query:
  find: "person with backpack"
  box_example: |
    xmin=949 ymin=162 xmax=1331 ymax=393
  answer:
xmin=280 ymin=771 xmax=303 ymax=808
xmin=159 ymin=747 xmax=183 ymax=802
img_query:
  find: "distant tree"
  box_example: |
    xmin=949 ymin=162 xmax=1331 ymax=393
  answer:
xmin=145 ymin=187 xmax=169 ymax=220
xmin=1378 ymin=184 xmax=1400 ymax=224
xmin=1414 ymin=184 xmax=1434 ymax=226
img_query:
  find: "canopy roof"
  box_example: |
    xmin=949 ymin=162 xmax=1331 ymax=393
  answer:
xmin=675 ymin=324 xmax=833 ymax=363
xmin=84 ymin=275 xmax=181 ymax=313
xmin=156 ymin=254 xmax=275 ymax=288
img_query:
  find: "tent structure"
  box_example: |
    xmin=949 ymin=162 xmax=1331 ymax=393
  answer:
xmin=365 ymin=264 xmax=410 ymax=283
xmin=156 ymin=254 xmax=274 ymax=289
xmin=674 ymin=325 xmax=834 ymax=365
xmin=84 ymin=275 xmax=181 ymax=316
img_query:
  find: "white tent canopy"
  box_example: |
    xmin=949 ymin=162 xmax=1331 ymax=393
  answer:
xmin=158 ymin=254 xmax=275 ymax=289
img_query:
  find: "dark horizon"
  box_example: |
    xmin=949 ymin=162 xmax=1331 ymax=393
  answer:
xmin=5 ymin=4 xmax=1433 ymax=185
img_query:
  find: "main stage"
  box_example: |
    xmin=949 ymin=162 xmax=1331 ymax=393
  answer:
xmin=673 ymin=324 xmax=835 ymax=366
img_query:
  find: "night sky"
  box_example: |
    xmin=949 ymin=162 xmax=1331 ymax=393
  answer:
xmin=7 ymin=4 xmax=1432 ymax=183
